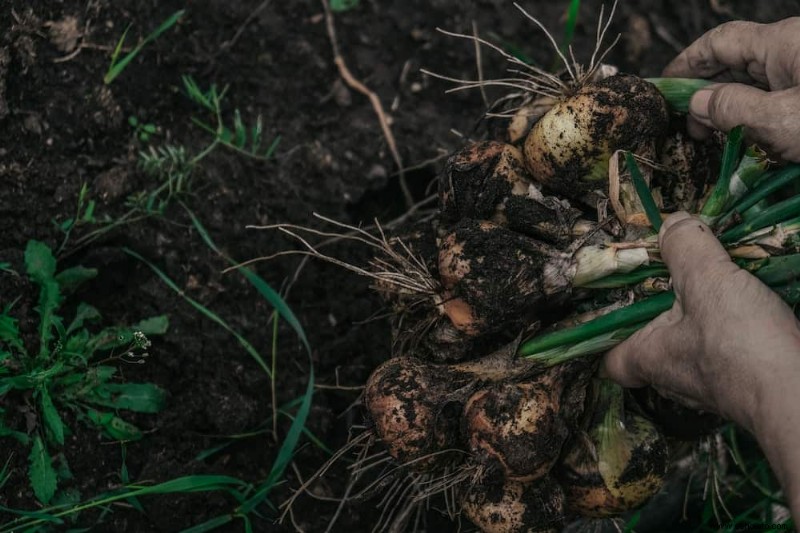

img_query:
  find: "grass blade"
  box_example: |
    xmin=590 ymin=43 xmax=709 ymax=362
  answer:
xmin=561 ymin=0 xmax=580 ymax=51
xmin=104 ymin=10 xmax=185 ymax=84
xmin=625 ymin=152 xmax=662 ymax=231
xmin=123 ymin=248 xmax=271 ymax=376
xmin=180 ymin=203 xmax=310 ymax=352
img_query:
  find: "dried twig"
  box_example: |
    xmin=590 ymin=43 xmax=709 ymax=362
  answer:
xmin=321 ymin=0 xmax=413 ymax=209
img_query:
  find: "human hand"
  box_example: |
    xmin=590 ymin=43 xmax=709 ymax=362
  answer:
xmin=602 ymin=212 xmax=800 ymax=433
xmin=662 ymin=18 xmax=800 ymax=161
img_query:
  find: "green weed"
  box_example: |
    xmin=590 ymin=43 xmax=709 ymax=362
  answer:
xmin=104 ymin=10 xmax=185 ymax=84
xmin=330 ymin=0 xmax=359 ymax=12
xmin=0 ymin=240 xmax=168 ymax=505
xmin=128 ymin=116 xmax=159 ymax=142
xmin=182 ymin=75 xmax=282 ymax=161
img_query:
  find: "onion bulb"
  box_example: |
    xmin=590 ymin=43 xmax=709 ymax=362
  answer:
xmin=461 ymin=475 xmax=565 ymax=533
xmin=465 ymin=381 xmax=567 ymax=482
xmin=524 ymin=74 xmax=668 ymax=201
xmin=364 ymin=357 xmax=466 ymax=468
xmin=557 ymin=380 xmax=668 ymax=517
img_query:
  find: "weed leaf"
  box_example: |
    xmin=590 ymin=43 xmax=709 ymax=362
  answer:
xmin=29 ymin=436 xmax=57 ymax=504
xmin=133 ymin=315 xmax=169 ymax=335
xmin=330 ymin=0 xmax=359 ymax=12
xmin=0 ymin=309 xmax=25 ymax=354
xmin=25 ymin=241 xmax=57 ymax=283
xmin=25 ymin=241 xmax=62 ymax=357
xmin=39 ymin=388 xmax=65 ymax=445
xmin=85 ymin=383 xmax=166 ymax=413
xmin=86 ymin=409 xmax=142 ymax=441
xmin=66 ymin=303 xmax=101 ymax=336
xmin=55 ymin=266 xmax=98 ymax=295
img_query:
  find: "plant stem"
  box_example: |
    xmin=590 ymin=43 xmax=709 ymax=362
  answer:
xmin=721 ymin=195 xmax=800 ymax=243
xmin=518 ymin=291 xmax=675 ymax=357
xmin=701 ymin=126 xmax=744 ymax=219
xmin=718 ymin=164 xmax=800 ymax=227
xmin=645 ymin=78 xmax=712 ymax=113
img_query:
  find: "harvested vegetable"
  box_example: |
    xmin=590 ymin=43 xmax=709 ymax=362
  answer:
xmin=523 ymin=74 xmax=668 ymax=202
xmin=461 ymin=475 xmax=566 ymax=533
xmin=557 ymin=380 xmax=668 ymax=517
xmin=464 ymin=364 xmax=588 ymax=482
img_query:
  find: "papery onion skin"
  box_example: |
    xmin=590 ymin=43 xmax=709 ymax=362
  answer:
xmin=524 ymin=74 xmax=669 ymax=201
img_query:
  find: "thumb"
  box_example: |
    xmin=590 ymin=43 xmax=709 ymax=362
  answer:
xmin=690 ymin=84 xmax=800 ymax=161
xmin=601 ymin=305 xmax=692 ymax=388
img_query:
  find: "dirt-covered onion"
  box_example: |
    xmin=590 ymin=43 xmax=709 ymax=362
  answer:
xmin=461 ymin=475 xmax=566 ymax=533
xmin=437 ymin=220 xmax=648 ymax=336
xmin=523 ymin=74 xmax=668 ymax=201
xmin=557 ymin=380 xmax=668 ymax=517
xmin=438 ymin=141 xmax=582 ymax=243
xmin=365 ymin=345 xmax=539 ymax=469
xmin=364 ymin=356 xmax=466 ymax=468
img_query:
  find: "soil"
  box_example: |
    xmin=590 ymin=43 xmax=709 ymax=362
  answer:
xmin=1 ymin=0 xmax=798 ymax=532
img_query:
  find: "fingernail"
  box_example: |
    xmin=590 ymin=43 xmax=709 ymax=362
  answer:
xmin=689 ymin=88 xmax=714 ymax=123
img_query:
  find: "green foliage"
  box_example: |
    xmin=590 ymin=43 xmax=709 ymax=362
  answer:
xmin=129 ymin=116 xmax=159 ymax=142
xmin=1 ymin=240 xmax=168 ymax=504
xmin=104 ymin=10 xmax=186 ymax=84
xmin=182 ymin=75 xmax=282 ymax=161
xmin=330 ymin=0 xmax=359 ymax=12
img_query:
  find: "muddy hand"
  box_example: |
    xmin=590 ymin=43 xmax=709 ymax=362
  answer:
xmin=663 ymin=18 xmax=800 ymax=162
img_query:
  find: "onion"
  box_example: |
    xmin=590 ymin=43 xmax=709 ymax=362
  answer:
xmin=437 ymin=220 xmax=564 ymax=336
xmin=437 ymin=220 xmax=648 ymax=336
xmin=524 ymin=74 xmax=668 ymax=201
xmin=365 ymin=346 xmax=539 ymax=468
xmin=439 ymin=141 xmax=582 ymax=243
xmin=461 ymin=475 xmax=566 ymax=533
xmin=557 ymin=380 xmax=668 ymax=517
xmin=364 ymin=357 xmax=466 ymax=468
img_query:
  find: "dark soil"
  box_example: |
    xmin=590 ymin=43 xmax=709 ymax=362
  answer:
xmin=1 ymin=1 xmax=798 ymax=531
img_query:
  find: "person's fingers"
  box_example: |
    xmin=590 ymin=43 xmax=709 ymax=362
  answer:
xmin=658 ymin=213 xmax=732 ymax=296
xmin=690 ymin=84 xmax=800 ymax=161
xmin=602 ymin=306 xmax=692 ymax=388
xmin=661 ymin=21 xmax=765 ymax=78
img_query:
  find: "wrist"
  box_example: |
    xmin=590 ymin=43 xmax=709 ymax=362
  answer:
xmin=749 ymin=329 xmax=800 ymax=519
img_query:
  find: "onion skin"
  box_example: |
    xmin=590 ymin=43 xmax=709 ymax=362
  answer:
xmin=365 ymin=357 xmax=467 ymax=469
xmin=439 ymin=141 xmax=531 ymax=227
xmin=461 ymin=475 xmax=565 ymax=533
xmin=464 ymin=377 xmax=568 ymax=482
xmin=523 ymin=74 xmax=668 ymax=200
xmin=437 ymin=219 xmax=568 ymax=336
xmin=557 ymin=413 xmax=669 ymax=517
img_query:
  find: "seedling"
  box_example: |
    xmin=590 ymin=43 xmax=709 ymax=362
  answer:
xmin=0 ymin=240 xmax=168 ymax=505
xmin=128 ymin=116 xmax=159 ymax=142
xmin=104 ymin=10 xmax=185 ymax=84
xmin=182 ymin=75 xmax=282 ymax=161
